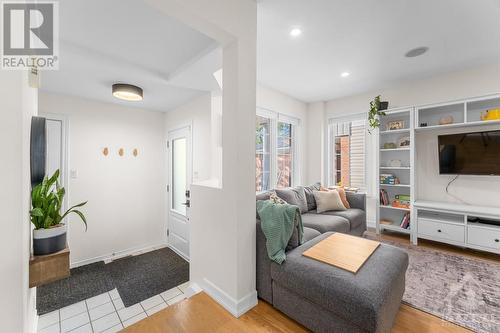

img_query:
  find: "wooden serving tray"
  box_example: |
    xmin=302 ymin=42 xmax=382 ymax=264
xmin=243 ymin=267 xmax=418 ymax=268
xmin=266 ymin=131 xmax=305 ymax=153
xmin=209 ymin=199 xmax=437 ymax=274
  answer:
xmin=302 ymin=233 xmax=380 ymax=273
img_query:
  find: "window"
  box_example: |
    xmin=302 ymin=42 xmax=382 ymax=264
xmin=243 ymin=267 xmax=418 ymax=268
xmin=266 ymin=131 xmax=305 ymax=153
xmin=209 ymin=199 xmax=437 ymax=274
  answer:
xmin=256 ymin=110 xmax=299 ymax=191
xmin=329 ymin=118 xmax=366 ymax=189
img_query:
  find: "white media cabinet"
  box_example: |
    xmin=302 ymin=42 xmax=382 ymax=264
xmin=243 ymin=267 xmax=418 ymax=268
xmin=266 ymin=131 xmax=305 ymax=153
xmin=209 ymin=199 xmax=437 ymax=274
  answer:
xmin=414 ymin=201 xmax=500 ymax=254
xmin=375 ymin=93 xmax=500 ymax=254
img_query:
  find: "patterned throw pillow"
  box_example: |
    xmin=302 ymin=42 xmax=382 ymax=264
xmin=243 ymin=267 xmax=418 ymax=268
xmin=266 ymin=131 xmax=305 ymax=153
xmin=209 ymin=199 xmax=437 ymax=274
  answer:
xmin=270 ymin=191 xmax=286 ymax=204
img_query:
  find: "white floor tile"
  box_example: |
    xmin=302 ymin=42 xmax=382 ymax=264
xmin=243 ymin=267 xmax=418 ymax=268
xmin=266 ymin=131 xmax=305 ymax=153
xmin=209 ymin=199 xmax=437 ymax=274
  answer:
xmin=122 ymin=312 xmax=147 ymax=328
xmin=167 ymin=294 xmax=186 ymax=306
xmin=38 ymin=310 xmax=60 ymax=329
xmin=108 ymin=289 xmax=120 ymax=300
xmin=89 ymin=302 xmax=115 ymax=321
xmin=60 ymin=302 xmax=87 ymax=321
xmin=112 ymin=298 xmax=125 ymax=310
xmin=38 ymin=322 xmax=60 ymax=333
xmin=86 ymin=293 xmax=111 ymax=310
xmin=145 ymin=302 xmax=168 ymax=316
xmin=101 ymin=324 xmax=123 ymax=333
xmin=140 ymin=295 xmax=164 ymax=310
xmin=177 ymin=281 xmax=190 ymax=293
xmin=61 ymin=312 xmax=90 ymax=333
xmin=117 ymin=303 xmax=144 ymax=322
xmin=160 ymin=287 xmax=182 ymax=302
xmin=67 ymin=323 xmax=92 ymax=333
xmin=91 ymin=312 xmax=121 ymax=333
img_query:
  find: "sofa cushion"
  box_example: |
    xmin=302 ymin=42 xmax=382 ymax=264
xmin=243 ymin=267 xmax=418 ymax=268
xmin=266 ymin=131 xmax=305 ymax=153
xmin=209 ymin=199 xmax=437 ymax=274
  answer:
xmin=301 ymin=213 xmax=350 ymax=234
xmin=313 ymin=190 xmax=346 ymax=213
xmin=271 ymin=233 xmax=409 ymax=333
xmin=303 ymin=227 xmax=321 ymax=242
xmin=321 ymin=208 xmax=366 ymax=230
xmin=303 ymin=182 xmax=321 ymax=211
xmin=275 ymin=187 xmax=308 ymax=214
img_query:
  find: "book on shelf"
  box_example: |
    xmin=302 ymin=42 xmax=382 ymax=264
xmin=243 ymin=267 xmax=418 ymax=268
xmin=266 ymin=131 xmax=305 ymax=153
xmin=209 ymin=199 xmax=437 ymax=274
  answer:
xmin=379 ymin=189 xmax=389 ymax=206
xmin=399 ymin=212 xmax=411 ymax=229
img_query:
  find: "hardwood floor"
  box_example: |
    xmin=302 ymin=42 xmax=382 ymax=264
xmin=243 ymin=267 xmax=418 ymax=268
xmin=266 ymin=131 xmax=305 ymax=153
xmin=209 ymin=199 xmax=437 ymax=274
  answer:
xmin=123 ymin=231 xmax=499 ymax=332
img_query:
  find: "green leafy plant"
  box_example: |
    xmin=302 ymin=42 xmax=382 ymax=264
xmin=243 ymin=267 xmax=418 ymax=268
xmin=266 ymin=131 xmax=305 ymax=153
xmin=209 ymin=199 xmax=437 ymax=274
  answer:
xmin=30 ymin=169 xmax=88 ymax=230
xmin=368 ymin=95 xmax=386 ymax=133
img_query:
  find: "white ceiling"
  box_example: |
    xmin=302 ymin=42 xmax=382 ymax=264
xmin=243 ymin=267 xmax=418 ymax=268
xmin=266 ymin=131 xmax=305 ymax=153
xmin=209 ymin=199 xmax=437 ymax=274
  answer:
xmin=41 ymin=0 xmax=220 ymax=112
xmin=257 ymin=0 xmax=500 ymax=102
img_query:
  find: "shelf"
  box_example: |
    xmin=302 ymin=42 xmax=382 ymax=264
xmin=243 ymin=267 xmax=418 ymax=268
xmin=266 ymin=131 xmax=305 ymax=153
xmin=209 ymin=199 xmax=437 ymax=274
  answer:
xmin=380 ymin=205 xmax=411 ymax=211
xmin=415 ymin=119 xmax=500 ymax=132
xmin=380 ymin=184 xmax=410 ymax=187
xmin=380 ymin=129 xmax=411 ymax=135
xmin=379 ymin=166 xmax=410 ymax=170
xmin=29 ymin=246 xmax=70 ymax=288
xmin=380 ymin=223 xmax=411 ymax=234
xmin=380 ymin=148 xmax=410 ymax=151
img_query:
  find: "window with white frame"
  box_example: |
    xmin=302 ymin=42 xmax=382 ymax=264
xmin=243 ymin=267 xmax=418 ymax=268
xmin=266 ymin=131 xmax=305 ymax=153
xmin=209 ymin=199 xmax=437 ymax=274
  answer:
xmin=256 ymin=110 xmax=299 ymax=191
xmin=328 ymin=117 xmax=366 ymax=190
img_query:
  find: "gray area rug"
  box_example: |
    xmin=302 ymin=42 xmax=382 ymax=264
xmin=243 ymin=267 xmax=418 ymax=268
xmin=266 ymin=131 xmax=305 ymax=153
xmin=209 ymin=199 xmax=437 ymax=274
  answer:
xmin=37 ymin=247 xmax=188 ymax=314
xmin=372 ymin=237 xmax=500 ymax=333
xmin=106 ymin=247 xmax=189 ymax=307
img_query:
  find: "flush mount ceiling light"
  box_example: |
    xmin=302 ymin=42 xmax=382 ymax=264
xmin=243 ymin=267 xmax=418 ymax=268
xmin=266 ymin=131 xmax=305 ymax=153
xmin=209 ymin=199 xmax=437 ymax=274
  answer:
xmin=405 ymin=46 xmax=429 ymax=58
xmin=340 ymin=72 xmax=350 ymax=78
xmin=289 ymin=27 xmax=302 ymax=37
xmin=112 ymin=83 xmax=143 ymax=101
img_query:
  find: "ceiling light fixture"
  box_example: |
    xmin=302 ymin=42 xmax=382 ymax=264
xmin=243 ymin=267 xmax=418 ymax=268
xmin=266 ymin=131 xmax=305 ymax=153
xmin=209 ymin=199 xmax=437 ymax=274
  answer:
xmin=341 ymin=72 xmax=350 ymax=78
xmin=289 ymin=27 xmax=302 ymax=37
xmin=112 ymin=83 xmax=143 ymax=101
xmin=405 ymin=46 xmax=429 ymax=58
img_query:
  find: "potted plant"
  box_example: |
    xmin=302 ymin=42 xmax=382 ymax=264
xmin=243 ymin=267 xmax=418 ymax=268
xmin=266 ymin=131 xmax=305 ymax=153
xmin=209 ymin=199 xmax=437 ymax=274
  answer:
xmin=30 ymin=169 xmax=88 ymax=255
xmin=368 ymin=95 xmax=388 ymax=133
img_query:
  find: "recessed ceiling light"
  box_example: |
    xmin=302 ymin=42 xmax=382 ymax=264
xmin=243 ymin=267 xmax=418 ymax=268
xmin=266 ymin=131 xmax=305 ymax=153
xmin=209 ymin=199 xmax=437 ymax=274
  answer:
xmin=112 ymin=83 xmax=143 ymax=101
xmin=289 ymin=28 xmax=302 ymax=37
xmin=341 ymin=72 xmax=350 ymax=78
xmin=405 ymin=47 xmax=429 ymax=58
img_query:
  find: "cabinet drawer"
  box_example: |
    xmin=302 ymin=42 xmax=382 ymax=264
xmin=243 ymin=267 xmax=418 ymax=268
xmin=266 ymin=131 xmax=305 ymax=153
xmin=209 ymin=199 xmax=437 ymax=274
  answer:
xmin=468 ymin=226 xmax=500 ymax=251
xmin=418 ymin=218 xmax=465 ymax=243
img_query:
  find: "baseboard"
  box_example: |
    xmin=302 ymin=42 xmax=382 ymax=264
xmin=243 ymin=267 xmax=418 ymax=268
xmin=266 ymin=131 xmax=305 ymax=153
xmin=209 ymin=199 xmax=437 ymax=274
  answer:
xmin=200 ymin=278 xmax=258 ymax=318
xmin=31 ymin=309 xmax=38 ymax=333
xmin=70 ymin=241 xmax=167 ymax=268
xmin=184 ymin=282 xmax=203 ymax=298
xmin=168 ymin=244 xmax=190 ymax=262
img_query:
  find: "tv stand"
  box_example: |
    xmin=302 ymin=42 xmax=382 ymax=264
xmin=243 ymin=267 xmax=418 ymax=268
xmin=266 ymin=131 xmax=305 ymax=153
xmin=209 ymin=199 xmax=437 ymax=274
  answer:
xmin=414 ymin=200 xmax=500 ymax=254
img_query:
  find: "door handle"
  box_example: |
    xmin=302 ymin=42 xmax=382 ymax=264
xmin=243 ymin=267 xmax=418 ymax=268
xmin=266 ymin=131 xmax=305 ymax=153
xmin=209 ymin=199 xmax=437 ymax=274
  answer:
xmin=182 ymin=200 xmax=190 ymax=208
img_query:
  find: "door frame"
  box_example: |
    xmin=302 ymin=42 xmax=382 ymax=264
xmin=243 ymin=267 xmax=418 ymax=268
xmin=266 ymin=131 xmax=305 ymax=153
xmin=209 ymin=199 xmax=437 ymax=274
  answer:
xmin=166 ymin=122 xmax=193 ymax=261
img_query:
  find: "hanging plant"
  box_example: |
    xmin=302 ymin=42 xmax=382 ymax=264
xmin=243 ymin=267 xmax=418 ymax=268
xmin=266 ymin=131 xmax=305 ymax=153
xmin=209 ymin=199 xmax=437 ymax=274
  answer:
xmin=368 ymin=95 xmax=387 ymax=133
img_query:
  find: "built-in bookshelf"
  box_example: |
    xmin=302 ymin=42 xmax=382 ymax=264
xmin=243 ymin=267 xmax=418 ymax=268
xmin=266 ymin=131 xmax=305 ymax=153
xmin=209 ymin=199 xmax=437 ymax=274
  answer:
xmin=376 ymin=108 xmax=414 ymax=238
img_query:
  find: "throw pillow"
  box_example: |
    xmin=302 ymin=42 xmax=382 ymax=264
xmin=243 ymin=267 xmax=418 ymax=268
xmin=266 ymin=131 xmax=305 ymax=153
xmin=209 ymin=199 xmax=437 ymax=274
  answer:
xmin=303 ymin=182 xmax=321 ymax=211
xmin=320 ymin=185 xmax=350 ymax=209
xmin=275 ymin=186 xmax=308 ymax=214
xmin=313 ymin=189 xmax=347 ymax=213
xmin=269 ymin=192 xmax=286 ymax=204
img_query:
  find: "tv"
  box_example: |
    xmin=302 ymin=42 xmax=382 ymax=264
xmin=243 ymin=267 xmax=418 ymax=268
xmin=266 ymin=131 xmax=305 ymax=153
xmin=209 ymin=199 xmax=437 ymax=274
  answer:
xmin=438 ymin=130 xmax=500 ymax=175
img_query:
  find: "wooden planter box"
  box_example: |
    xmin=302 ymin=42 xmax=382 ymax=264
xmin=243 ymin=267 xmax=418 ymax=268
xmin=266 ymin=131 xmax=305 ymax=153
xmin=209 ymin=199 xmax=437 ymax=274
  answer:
xmin=29 ymin=246 xmax=70 ymax=288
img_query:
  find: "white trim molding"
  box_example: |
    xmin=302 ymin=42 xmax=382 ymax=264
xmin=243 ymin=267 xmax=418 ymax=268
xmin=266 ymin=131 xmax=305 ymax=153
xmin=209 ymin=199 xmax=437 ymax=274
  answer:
xmin=200 ymin=278 xmax=258 ymax=318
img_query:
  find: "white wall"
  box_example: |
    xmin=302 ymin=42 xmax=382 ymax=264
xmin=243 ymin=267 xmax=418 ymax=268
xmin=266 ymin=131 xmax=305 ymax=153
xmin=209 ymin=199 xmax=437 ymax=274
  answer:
xmin=307 ymin=63 xmax=500 ymax=222
xmin=257 ymin=84 xmax=308 ymax=185
xmin=0 ymin=71 xmax=38 ymax=333
xmin=165 ymin=93 xmax=212 ymax=183
xmin=39 ymin=93 xmax=167 ymax=266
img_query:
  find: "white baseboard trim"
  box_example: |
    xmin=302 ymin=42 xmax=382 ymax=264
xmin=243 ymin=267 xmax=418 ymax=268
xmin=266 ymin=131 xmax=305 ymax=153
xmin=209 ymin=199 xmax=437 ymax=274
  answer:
xmin=167 ymin=244 xmax=190 ymax=262
xmin=200 ymin=278 xmax=258 ymax=318
xmin=32 ymin=310 xmax=38 ymax=333
xmin=70 ymin=241 xmax=167 ymax=268
xmin=184 ymin=282 xmax=203 ymax=298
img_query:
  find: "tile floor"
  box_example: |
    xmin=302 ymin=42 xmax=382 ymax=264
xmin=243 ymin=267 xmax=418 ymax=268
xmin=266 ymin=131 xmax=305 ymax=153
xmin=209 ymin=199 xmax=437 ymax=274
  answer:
xmin=37 ymin=281 xmax=190 ymax=333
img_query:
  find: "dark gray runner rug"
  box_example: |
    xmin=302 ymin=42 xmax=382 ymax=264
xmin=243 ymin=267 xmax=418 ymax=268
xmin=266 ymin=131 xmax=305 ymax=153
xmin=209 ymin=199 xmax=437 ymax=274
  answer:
xmin=37 ymin=262 xmax=114 ymax=315
xmin=367 ymin=235 xmax=500 ymax=333
xmin=106 ymin=247 xmax=189 ymax=307
xmin=37 ymin=247 xmax=188 ymax=314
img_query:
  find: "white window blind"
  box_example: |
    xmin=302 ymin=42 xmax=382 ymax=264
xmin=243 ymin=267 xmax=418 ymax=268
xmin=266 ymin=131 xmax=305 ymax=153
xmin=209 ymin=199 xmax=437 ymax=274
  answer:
xmin=349 ymin=120 xmax=366 ymax=189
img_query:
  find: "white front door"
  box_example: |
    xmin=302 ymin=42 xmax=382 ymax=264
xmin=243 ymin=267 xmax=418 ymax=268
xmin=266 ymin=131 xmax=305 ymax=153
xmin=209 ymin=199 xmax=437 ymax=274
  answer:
xmin=167 ymin=126 xmax=192 ymax=260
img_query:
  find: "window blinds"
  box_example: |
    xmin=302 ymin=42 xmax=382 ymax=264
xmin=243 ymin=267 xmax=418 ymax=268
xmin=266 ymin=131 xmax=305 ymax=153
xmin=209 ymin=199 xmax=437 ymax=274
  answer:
xmin=349 ymin=120 xmax=366 ymax=189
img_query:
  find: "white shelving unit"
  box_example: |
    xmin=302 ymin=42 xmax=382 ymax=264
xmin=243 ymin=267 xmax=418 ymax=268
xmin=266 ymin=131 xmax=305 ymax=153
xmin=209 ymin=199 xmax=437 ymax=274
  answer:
xmin=376 ymin=93 xmax=500 ymax=250
xmin=376 ymin=107 xmax=414 ymax=239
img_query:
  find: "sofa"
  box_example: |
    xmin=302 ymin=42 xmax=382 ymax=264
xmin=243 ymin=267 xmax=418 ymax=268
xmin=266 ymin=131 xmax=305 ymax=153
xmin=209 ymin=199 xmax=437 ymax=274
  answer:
xmin=256 ymin=185 xmax=409 ymax=333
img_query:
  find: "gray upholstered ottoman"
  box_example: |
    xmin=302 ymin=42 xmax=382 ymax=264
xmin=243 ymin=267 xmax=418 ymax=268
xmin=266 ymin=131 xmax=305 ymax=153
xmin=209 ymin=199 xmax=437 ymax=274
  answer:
xmin=270 ymin=232 xmax=409 ymax=333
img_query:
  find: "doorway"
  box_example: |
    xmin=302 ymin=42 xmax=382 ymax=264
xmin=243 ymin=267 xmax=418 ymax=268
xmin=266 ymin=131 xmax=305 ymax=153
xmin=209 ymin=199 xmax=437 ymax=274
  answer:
xmin=167 ymin=125 xmax=192 ymax=260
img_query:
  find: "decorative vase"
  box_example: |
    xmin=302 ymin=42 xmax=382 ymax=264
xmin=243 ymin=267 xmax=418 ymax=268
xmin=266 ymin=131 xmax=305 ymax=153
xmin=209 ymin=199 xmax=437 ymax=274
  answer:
xmin=33 ymin=224 xmax=67 ymax=255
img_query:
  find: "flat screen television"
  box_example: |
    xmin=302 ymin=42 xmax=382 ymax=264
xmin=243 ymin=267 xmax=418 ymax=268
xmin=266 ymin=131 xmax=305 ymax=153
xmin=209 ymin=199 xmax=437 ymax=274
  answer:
xmin=438 ymin=130 xmax=500 ymax=175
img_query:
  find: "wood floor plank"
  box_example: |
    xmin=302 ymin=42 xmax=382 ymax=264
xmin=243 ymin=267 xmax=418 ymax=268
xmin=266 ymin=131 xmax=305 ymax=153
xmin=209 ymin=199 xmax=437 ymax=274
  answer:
xmin=123 ymin=230 xmax=495 ymax=333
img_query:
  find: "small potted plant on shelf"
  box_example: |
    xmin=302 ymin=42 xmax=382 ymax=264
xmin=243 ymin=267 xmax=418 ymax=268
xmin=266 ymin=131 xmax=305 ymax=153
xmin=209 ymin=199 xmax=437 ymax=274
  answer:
xmin=368 ymin=95 xmax=389 ymax=133
xmin=30 ymin=169 xmax=88 ymax=255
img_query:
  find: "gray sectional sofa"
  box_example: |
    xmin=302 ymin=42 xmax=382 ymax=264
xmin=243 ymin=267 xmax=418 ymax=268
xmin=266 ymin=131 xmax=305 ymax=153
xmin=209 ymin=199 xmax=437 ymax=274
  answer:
xmin=256 ymin=185 xmax=409 ymax=333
